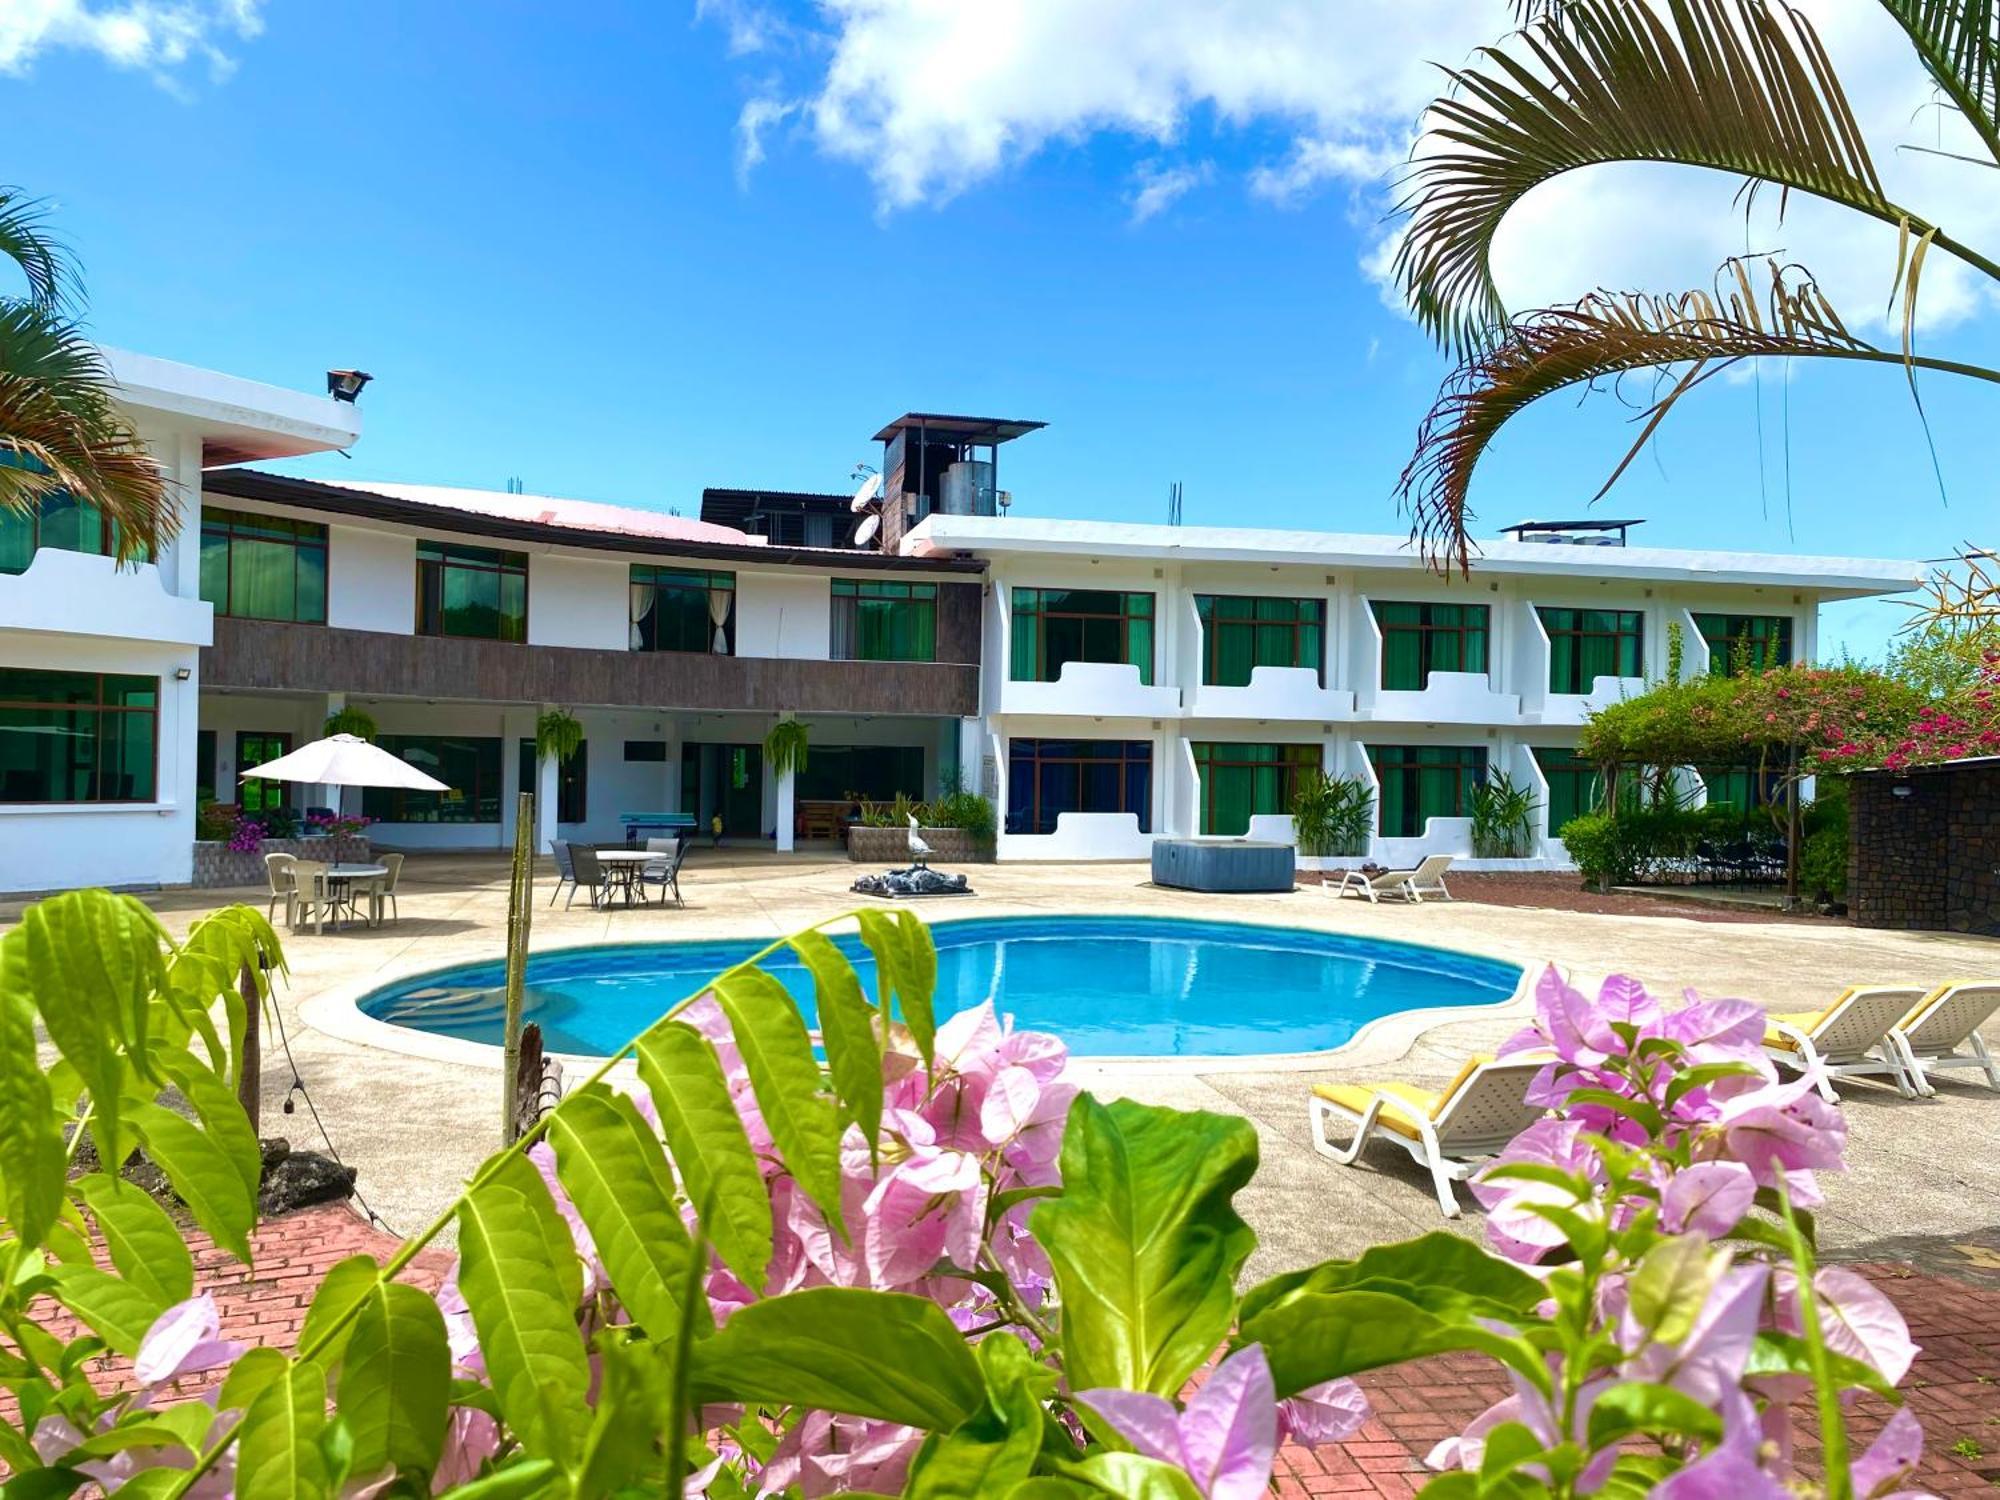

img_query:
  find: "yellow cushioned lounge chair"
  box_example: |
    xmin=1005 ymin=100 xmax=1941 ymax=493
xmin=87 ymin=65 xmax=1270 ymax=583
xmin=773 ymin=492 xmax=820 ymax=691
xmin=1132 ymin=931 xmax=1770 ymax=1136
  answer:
xmin=1309 ymin=1053 xmax=1550 ymax=1218
xmin=1763 ymin=985 xmax=1928 ymax=1102
xmin=1887 ymin=980 xmax=2000 ymax=1096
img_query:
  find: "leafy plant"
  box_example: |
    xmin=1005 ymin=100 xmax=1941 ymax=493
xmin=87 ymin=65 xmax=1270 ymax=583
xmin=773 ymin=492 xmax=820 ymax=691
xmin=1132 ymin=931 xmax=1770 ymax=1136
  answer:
xmin=195 ymin=799 xmax=241 ymax=843
xmin=1290 ymin=772 xmax=1373 ymax=857
xmin=762 ymin=717 xmax=810 ymax=778
xmin=922 ymin=772 xmax=998 ymax=844
xmin=1666 ymin=619 xmax=1684 ymax=687
xmin=322 ymin=706 xmax=379 ymax=742
xmin=226 ymin=818 xmax=266 ymax=854
xmin=1469 ymin=770 xmax=1539 ymax=858
xmin=535 ymin=708 xmax=583 ymax=766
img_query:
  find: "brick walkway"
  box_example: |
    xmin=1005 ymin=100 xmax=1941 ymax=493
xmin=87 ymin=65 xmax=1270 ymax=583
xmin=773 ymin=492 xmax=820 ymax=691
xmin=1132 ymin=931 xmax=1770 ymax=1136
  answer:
xmin=33 ymin=1206 xmax=2000 ymax=1495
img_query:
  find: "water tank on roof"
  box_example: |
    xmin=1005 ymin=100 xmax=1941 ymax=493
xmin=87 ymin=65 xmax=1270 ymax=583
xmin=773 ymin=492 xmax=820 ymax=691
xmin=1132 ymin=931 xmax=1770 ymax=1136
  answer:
xmin=940 ymin=459 xmax=995 ymax=516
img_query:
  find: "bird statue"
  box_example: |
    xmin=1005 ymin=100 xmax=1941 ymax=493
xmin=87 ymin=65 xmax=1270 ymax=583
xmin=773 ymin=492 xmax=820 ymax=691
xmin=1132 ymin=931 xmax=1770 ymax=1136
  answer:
xmin=906 ymin=813 xmax=933 ymax=870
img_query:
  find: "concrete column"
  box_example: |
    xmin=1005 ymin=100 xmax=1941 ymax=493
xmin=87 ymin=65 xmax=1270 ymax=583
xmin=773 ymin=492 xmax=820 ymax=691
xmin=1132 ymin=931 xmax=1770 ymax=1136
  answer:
xmin=774 ymin=715 xmax=797 ymax=853
xmin=320 ymin=692 xmax=346 ymax=817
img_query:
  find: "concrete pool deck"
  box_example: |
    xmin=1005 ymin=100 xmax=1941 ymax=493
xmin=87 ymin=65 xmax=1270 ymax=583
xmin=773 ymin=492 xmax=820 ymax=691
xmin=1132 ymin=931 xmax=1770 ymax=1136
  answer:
xmin=17 ymin=849 xmax=2000 ymax=1276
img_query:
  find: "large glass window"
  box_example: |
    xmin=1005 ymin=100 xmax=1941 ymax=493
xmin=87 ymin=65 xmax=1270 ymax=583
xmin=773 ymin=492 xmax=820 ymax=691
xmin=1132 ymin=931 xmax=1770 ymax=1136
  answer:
xmin=198 ymin=507 xmax=328 ymax=622
xmin=0 ymin=489 xmax=151 ymax=576
xmin=1367 ymin=744 xmax=1487 ymax=837
xmin=362 ymin=736 xmax=502 ymax=823
xmin=416 ymin=543 xmax=528 ymax=641
xmin=1693 ymin=613 xmax=1792 ymax=677
xmin=1700 ymin=764 xmax=1778 ymax=811
xmin=831 ymin=579 xmax=937 ymax=662
xmin=0 ymin=670 xmax=157 ymax=803
xmin=518 ymin=740 xmax=587 ymax=823
xmin=1005 ymin=739 xmax=1152 ymax=835
xmin=1192 ymin=741 xmax=1321 ymax=836
xmin=630 ymin=566 xmax=733 ymax=654
xmin=1533 ymin=747 xmax=1608 ymax=835
xmin=795 ymin=745 xmax=927 ymax=804
xmin=1195 ymin=596 xmax=1325 ymax=686
xmin=1540 ymin=608 xmax=1643 ymax=694
xmin=1009 ymin=589 xmax=1155 ymax=684
xmin=1372 ymin=602 xmax=1489 ymax=690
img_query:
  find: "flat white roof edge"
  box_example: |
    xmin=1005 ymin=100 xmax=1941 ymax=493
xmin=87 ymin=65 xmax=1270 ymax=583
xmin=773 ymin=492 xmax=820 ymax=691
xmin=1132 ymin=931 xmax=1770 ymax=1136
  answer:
xmin=102 ymin=347 xmax=362 ymax=452
xmin=904 ymin=516 xmax=1923 ymax=594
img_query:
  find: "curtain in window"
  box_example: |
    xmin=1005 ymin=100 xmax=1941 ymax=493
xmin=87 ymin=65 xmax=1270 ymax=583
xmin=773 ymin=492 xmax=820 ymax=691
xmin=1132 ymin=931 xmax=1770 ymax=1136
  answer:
xmin=230 ymin=538 xmax=295 ymax=619
xmin=709 ymin=585 xmax=731 ymax=653
xmin=1381 ymin=629 xmax=1423 ymax=690
xmin=630 ymin=582 xmax=651 ymax=650
xmin=1010 ymin=596 xmax=1040 ymax=680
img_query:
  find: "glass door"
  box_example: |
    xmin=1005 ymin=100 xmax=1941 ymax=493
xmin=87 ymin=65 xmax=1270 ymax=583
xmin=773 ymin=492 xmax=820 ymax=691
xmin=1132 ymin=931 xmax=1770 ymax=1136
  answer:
xmin=236 ymin=731 xmax=291 ymax=815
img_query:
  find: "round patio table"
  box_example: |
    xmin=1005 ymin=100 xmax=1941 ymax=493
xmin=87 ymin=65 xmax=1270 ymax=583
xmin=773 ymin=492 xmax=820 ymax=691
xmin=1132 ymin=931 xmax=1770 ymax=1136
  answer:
xmin=326 ymin=863 xmax=388 ymax=928
xmin=593 ymin=849 xmax=656 ymax=907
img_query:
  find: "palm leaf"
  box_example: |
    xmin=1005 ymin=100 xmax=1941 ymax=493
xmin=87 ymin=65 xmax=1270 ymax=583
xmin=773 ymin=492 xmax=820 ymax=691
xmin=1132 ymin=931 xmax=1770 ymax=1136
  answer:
xmin=0 ymin=187 xmax=73 ymax=310
xmin=1397 ymin=257 xmax=2000 ymax=571
xmin=1397 ymin=0 xmax=1922 ymax=350
xmin=0 ymin=302 xmax=171 ymax=556
xmin=1876 ymin=0 xmax=2000 ymax=163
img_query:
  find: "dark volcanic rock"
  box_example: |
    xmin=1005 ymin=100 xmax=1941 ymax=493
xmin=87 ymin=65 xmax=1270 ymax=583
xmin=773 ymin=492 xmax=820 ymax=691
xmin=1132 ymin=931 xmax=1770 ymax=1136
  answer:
xmin=851 ymin=864 xmax=973 ymax=899
xmin=258 ymin=1149 xmax=357 ymax=1216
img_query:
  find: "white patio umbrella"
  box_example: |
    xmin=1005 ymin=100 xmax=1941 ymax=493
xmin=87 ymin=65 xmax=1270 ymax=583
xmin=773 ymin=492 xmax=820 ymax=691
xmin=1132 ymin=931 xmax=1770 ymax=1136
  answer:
xmin=238 ymin=734 xmax=450 ymax=792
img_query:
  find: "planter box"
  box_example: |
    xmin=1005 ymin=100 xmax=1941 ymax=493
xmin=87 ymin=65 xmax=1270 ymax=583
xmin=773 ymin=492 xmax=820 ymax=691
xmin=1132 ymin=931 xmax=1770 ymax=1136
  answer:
xmin=190 ymin=835 xmax=373 ymax=889
xmin=846 ymin=825 xmax=990 ymax=865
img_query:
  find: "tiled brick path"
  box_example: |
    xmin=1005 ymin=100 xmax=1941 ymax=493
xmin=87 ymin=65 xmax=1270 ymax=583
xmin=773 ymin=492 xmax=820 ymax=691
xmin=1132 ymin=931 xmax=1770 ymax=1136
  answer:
xmin=28 ymin=1207 xmax=2000 ymax=1495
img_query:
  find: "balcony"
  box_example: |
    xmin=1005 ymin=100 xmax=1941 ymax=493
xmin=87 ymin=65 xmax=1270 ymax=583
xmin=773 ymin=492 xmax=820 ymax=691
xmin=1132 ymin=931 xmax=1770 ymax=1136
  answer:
xmin=1530 ymin=673 xmax=1646 ymax=725
xmin=1369 ymin=671 xmax=1522 ymax=725
xmin=0 ymin=549 xmax=212 ymax=647
xmin=996 ymin=661 xmax=1182 ymax=719
xmin=203 ymin=617 xmax=980 ymax=716
xmin=1183 ymin=665 xmax=1354 ymax=722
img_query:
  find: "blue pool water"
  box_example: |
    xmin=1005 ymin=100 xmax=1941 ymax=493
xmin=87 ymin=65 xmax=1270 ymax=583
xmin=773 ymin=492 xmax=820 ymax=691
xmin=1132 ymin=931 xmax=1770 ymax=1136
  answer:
xmin=359 ymin=916 xmax=1520 ymax=1060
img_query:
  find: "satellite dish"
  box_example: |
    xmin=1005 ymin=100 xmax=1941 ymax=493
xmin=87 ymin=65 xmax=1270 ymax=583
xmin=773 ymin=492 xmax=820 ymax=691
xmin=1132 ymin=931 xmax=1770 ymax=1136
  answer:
xmin=852 ymin=513 xmax=881 ymax=547
xmin=850 ymin=472 xmax=883 ymax=511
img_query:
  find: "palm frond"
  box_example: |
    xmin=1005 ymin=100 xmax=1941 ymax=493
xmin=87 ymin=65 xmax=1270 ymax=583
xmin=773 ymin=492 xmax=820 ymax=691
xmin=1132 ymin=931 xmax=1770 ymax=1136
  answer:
xmin=1397 ymin=0 xmax=1898 ymax=350
xmin=1876 ymin=0 xmax=2000 ymax=165
xmin=0 ymin=188 xmax=75 ymax=312
xmin=0 ymin=302 xmax=171 ymax=558
xmin=1396 ymin=256 xmax=2000 ymax=573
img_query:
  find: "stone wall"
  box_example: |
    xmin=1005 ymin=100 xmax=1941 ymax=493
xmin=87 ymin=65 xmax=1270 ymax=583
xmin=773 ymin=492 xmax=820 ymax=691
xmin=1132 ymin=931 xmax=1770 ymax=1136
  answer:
xmin=847 ymin=825 xmax=991 ymax=865
xmin=1849 ymin=764 xmax=2000 ymax=933
xmin=191 ymin=836 xmax=374 ymax=890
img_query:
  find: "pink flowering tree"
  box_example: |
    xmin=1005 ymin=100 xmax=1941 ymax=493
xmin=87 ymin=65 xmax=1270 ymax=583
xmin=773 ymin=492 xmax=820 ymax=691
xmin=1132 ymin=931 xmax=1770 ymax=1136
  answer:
xmin=1818 ymin=651 xmax=2000 ymax=771
xmin=3 ymin=892 xmax=1927 ymax=1498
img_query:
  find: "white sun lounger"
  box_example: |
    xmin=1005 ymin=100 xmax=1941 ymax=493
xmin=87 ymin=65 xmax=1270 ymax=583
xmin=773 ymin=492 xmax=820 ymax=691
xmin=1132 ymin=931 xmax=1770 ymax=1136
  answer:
xmin=1331 ymin=853 xmax=1455 ymax=904
xmin=1763 ymin=984 xmax=1929 ymax=1102
xmin=1309 ymin=1053 xmax=1549 ymax=1216
xmin=1888 ymin=980 xmax=2000 ymax=1096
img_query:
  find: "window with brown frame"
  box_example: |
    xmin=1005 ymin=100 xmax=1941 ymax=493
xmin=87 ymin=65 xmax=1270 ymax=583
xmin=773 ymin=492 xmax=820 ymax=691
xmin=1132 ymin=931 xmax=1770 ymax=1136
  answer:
xmin=0 ymin=670 xmax=158 ymax=803
xmin=416 ymin=542 xmax=528 ymax=641
xmin=1539 ymin=607 xmax=1643 ymax=694
xmin=1008 ymin=589 xmax=1155 ymax=684
xmin=1371 ymin=601 xmax=1489 ymax=689
xmin=1195 ymin=596 xmax=1325 ymax=686
xmin=1004 ymin=738 xmax=1152 ymax=834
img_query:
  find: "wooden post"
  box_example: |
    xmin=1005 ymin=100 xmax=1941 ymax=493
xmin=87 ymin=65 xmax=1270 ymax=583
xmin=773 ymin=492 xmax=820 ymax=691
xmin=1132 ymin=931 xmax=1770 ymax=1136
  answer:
xmin=1785 ymin=743 xmax=1803 ymax=909
xmin=501 ymin=789 xmax=535 ymax=1144
xmin=236 ymin=962 xmax=261 ymax=1134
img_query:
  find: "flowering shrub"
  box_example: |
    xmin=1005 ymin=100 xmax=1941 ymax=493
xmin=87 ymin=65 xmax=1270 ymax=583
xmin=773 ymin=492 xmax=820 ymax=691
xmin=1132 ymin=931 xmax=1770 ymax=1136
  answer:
xmin=225 ymin=819 xmax=265 ymax=853
xmin=1818 ymin=651 xmax=2000 ymax=771
xmin=3 ymin=893 xmax=1923 ymax=1500
xmin=305 ymin=811 xmax=374 ymax=839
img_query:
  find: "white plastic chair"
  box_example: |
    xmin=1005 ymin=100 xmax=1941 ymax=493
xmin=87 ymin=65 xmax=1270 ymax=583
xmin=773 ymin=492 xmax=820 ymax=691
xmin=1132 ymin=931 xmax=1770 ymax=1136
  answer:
xmin=1332 ymin=854 xmax=1455 ymax=904
xmin=1888 ymin=981 xmax=2000 ymax=1096
xmin=1763 ymin=985 xmax=1929 ymax=1101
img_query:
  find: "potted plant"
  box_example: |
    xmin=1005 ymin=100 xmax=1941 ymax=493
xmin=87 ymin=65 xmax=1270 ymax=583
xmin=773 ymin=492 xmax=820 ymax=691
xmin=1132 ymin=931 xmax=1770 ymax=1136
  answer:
xmin=762 ymin=717 xmax=810 ymax=778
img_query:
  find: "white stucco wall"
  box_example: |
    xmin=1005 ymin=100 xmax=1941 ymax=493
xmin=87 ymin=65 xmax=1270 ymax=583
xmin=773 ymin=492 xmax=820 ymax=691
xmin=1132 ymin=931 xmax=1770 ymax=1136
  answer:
xmin=326 ymin=525 xmax=415 ymax=633
xmin=529 ymin=554 xmax=628 ymax=650
xmin=738 ymin=571 xmax=831 ymax=660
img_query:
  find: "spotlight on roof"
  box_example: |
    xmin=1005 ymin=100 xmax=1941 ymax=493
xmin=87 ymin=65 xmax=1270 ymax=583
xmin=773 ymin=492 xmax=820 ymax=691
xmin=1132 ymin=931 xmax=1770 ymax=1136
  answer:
xmin=326 ymin=368 xmax=373 ymax=403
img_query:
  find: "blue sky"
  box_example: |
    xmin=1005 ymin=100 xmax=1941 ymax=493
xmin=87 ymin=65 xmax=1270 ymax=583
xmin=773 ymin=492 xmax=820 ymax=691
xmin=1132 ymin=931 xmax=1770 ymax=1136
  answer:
xmin=7 ymin=0 xmax=1996 ymax=660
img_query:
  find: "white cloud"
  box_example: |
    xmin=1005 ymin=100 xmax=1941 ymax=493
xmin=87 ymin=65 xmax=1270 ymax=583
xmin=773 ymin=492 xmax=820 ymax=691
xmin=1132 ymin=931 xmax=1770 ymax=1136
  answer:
xmin=694 ymin=0 xmax=792 ymax=58
xmin=1126 ymin=159 xmax=1211 ymax=223
xmin=0 ymin=0 xmax=262 ymax=85
xmin=728 ymin=0 xmax=2000 ymax=338
xmin=737 ymin=95 xmax=799 ymax=184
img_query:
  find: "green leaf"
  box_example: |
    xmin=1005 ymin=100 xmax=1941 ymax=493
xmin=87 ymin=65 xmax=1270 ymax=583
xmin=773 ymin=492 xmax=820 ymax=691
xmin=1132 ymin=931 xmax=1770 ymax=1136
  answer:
xmin=690 ymin=1286 xmax=984 ymax=1430
xmin=634 ymin=1019 xmax=773 ymax=1291
xmin=339 ymin=1280 xmax=451 ymax=1483
xmin=72 ymin=1173 xmax=193 ymax=1307
xmin=1030 ymin=1096 xmax=1257 ymax=1396
xmin=548 ymin=1085 xmax=708 ymax=1339
xmin=129 ymin=1101 xmax=254 ymax=1263
xmin=430 ymin=1457 xmax=563 ymax=1500
xmin=1628 ymin=1236 xmax=1721 ymax=1346
xmin=906 ymin=1334 xmax=1056 ymax=1499
xmin=296 ymin=1255 xmax=383 ymax=1369
xmin=46 ymin=1263 xmax=164 ymax=1356
xmin=157 ymin=1050 xmax=262 ymax=1206
xmin=1239 ymin=1231 xmax=1544 ymax=1325
xmin=857 ymin=909 xmax=936 ymax=1065
xmin=1044 ymin=1453 xmax=1205 ymax=1499
xmin=0 ymin=939 xmax=65 ymax=1247
xmin=221 ymin=1346 xmax=292 ymax=1411
xmin=789 ymin=930 xmax=883 ymax=1157
xmin=236 ymin=1358 xmax=330 ymax=1500
xmin=710 ymin=969 xmax=845 ymax=1228
xmin=1745 ymin=1332 xmax=1896 ymax=1398
xmin=0 ymin=1469 xmax=88 ymax=1500
xmin=577 ymin=1329 xmax=671 ymax=1498
xmin=1240 ymin=1288 xmax=1550 ymax=1397
xmin=455 ymin=1149 xmax=590 ymax=1470
xmin=1585 ymin=1381 xmax=1723 ymax=1451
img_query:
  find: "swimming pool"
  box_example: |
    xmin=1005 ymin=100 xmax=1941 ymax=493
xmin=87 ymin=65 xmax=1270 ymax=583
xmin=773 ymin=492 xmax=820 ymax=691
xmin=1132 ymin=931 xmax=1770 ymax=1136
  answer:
xmin=356 ymin=915 xmax=1521 ymax=1060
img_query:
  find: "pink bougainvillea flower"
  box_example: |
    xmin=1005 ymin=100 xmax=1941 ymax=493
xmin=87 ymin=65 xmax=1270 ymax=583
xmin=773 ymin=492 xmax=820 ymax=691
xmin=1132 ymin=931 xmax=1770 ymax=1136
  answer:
xmin=1622 ymin=1262 xmax=1769 ymax=1405
xmin=756 ymin=1410 xmax=923 ymax=1498
xmin=1711 ymin=1078 xmax=1848 ymax=1185
xmin=1277 ymin=1377 xmax=1370 ymax=1448
xmin=1651 ymin=1387 xmax=1791 ymax=1500
xmin=1081 ymin=1343 xmax=1278 ymax=1500
xmin=1850 ymin=1406 xmax=1929 ymax=1498
xmin=1426 ymin=1370 xmax=1619 ymax=1491
xmin=133 ymin=1294 xmax=247 ymax=1388
xmin=1660 ymin=1161 xmax=1757 ymax=1238
xmin=1472 ymin=1118 xmax=1600 ymax=1264
xmin=1771 ymin=1267 xmax=1920 ymax=1385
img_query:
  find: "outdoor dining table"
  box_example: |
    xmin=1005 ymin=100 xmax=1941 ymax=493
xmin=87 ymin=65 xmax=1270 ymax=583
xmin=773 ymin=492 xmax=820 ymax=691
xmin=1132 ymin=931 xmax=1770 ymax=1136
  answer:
xmin=325 ymin=863 xmax=389 ymax=928
xmin=593 ymin=848 xmax=656 ymax=907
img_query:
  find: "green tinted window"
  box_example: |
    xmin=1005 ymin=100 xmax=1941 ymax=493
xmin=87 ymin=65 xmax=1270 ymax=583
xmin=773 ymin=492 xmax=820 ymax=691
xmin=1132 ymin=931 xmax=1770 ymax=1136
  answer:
xmin=417 ymin=543 xmax=528 ymax=641
xmin=0 ymin=669 xmax=158 ymax=803
xmin=631 ymin=566 xmax=734 ymax=653
xmin=1367 ymin=744 xmax=1487 ymax=837
xmin=1372 ymin=601 xmax=1490 ymax=690
xmin=1195 ymin=596 xmax=1325 ymax=686
xmin=362 ymin=736 xmax=503 ymax=822
xmin=1540 ymin=608 xmax=1644 ymax=694
xmin=1192 ymin=741 xmax=1321 ymax=835
xmin=1009 ymin=588 xmax=1155 ymax=683
xmin=198 ymin=507 xmax=329 ymax=622
xmin=831 ymin=578 xmax=937 ymax=661
xmin=0 ymin=484 xmax=152 ymax=576
xmin=1692 ymin=613 xmax=1792 ymax=676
